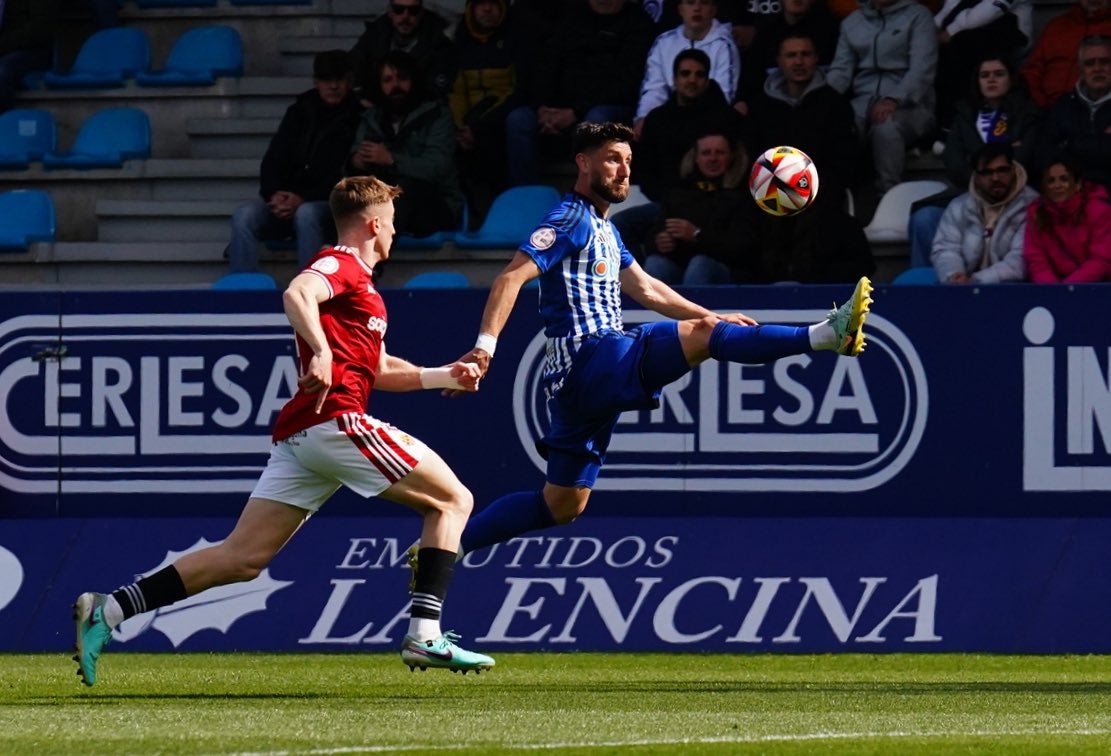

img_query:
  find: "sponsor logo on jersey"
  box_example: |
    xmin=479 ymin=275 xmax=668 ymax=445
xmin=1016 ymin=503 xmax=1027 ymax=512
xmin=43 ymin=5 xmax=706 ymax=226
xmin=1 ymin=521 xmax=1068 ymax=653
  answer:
xmin=592 ymin=260 xmax=609 ymax=278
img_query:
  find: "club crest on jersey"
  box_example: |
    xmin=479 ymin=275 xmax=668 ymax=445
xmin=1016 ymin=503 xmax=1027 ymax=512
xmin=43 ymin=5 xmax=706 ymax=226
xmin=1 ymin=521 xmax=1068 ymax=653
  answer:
xmin=592 ymin=259 xmax=610 ymax=278
xmin=530 ymin=227 xmax=556 ymax=249
xmin=312 ymin=256 xmax=340 ymax=275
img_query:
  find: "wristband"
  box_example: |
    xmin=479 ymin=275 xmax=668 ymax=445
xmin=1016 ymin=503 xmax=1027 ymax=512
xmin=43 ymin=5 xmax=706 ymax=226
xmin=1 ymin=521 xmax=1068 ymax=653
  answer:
xmin=475 ymin=333 xmax=497 ymax=357
xmin=419 ymin=367 xmax=464 ymax=390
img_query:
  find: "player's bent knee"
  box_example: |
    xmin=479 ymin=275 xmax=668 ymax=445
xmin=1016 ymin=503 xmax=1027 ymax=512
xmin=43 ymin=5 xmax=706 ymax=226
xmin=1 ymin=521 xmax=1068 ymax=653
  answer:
xmin=545 ymin=489 xmax=589 ymax=525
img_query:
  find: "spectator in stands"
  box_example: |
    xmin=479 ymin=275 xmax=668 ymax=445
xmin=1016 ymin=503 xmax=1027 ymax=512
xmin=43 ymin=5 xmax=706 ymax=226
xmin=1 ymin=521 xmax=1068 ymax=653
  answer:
xmin=614 ymin=48 xmax=746 ymax=259
xmin=737 ymin=30 xmax=873 ymax=284
xmin=747 ymin=30 xmax=857 ymax=206
xmin=1023 ymin=155 xmax=1111 ymax=282
xmin=504 ymin=0 xmax=655 ymax=186
xmin=634 ymin=0 xmax=740 ymax=140
xmin=826 ymin=0 xmax=938 ymax=193
xmin=0 ymin=0 xmax=58 ymax=114
xmin=643 ymin=0 xmax=747 ymax=45
xmin=227 ymin=51 xmax=361 ymax=274
xmin=930 ymin=142 xmax=1037 ymax=283
xmin=348 ymin=51 xmax=464 ymax=239
xmin=734 ymin=0 xmax=840 ymax=116
xmin=349 ymin=0 xmax=457 ymax=104
xmin=643 ymin=131 xmax=748 ymax=284
xmin=1039 ymin=35 xmax=1111 ymax=192
xmin=450 ymin=0 xmax=518 ymax=226
xmin=1022 ymin=0 xmax=1111 ymax=108
xmin=932 ymin=0 xmax=1032 ymax=134
xmin=907 ymin=54 xmax=1041 ymax=267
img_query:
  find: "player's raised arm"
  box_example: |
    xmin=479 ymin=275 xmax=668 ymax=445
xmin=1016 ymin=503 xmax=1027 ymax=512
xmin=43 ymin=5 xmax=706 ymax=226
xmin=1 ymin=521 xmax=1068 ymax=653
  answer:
xmin=619 ymin=260 xmax=757 ymax=325
xmin=283 ymin=271 xmax=334 ymax=413
xmin=464 ymin=250 xmax=541 ymax=370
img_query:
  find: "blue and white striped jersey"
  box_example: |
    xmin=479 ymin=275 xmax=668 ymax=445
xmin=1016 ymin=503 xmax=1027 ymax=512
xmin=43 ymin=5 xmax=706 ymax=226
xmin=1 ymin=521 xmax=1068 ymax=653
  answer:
xmin=519 ymin=192 xmax=636 ymax=384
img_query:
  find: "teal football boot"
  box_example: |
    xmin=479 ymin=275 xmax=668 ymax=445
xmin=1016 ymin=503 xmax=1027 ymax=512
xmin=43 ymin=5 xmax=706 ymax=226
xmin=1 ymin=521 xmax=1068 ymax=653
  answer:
xmin=73 ymin=592 xmax=112 ymax=686
xmin=400 ymin=631 xmax=495 ymax=674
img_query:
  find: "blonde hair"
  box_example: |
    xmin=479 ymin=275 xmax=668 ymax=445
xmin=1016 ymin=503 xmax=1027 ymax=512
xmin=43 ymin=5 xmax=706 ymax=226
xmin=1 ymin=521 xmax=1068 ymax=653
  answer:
xmin=329 ymin=176 xmax=402 ymax=224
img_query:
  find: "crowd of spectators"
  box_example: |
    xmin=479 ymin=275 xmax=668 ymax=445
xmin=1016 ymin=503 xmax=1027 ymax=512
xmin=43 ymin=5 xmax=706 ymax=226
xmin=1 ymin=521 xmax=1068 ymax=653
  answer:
xmin=6 ymin=0 xmax=1111 ymax=284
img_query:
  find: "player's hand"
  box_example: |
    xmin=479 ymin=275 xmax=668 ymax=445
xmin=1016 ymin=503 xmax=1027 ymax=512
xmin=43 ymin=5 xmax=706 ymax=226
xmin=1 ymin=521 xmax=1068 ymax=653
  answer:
xmin=448 ymin=360 xmax=482 ymax=392
xmin=718 ymin=311 xmax=758 ymax=326
xmin=948 ymin=272 xmax=971 ymax=284
xmin=442 ymin=348 xmax=491 ymax=398
xmin=299 ymin=351 xmax=333 ymax=413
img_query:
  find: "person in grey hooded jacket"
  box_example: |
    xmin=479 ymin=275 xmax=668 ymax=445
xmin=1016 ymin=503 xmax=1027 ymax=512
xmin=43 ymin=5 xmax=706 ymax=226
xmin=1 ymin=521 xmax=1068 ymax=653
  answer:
xmin=826 ymin=0 xmax=938 ymax=193
xmin=930 ymin=142 xmax=1038 ymax=283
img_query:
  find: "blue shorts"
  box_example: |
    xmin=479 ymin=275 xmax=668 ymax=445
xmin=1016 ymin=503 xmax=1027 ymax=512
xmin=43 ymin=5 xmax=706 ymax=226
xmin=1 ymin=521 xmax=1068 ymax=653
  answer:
xmin=539 ymin=321 xmax=689 ymax=488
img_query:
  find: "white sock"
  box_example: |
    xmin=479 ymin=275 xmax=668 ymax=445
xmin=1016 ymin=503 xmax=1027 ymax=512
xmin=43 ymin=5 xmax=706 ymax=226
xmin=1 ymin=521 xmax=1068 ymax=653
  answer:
xmin=408 ymin=617 xmax=441 ymax=642
xmin=809 ymin=321 xmax=835 ymax=351
xmin=103 ymin=595 xmax=125 ymax=629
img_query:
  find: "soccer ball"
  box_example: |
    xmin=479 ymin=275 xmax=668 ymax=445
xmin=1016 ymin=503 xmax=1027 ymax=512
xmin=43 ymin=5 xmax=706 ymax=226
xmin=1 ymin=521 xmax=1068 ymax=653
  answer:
xmin=748 ymin=146 xmax=819 ymax=216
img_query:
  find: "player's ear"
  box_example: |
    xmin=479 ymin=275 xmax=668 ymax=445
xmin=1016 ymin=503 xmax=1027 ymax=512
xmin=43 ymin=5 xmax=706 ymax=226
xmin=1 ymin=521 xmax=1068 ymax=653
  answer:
xmin=574 ymin=152 xmax=591 ymax=173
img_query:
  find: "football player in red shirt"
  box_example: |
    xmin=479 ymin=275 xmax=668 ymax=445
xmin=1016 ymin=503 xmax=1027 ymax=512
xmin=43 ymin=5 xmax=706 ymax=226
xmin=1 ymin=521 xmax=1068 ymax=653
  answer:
xmin=73 ymin=176 xmax=494 ymax=685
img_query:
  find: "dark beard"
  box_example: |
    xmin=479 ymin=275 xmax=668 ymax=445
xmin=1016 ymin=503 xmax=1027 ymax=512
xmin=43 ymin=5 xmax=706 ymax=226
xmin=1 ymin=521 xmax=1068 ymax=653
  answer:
xmin=592 ymin=176 xmax=628 ymax=204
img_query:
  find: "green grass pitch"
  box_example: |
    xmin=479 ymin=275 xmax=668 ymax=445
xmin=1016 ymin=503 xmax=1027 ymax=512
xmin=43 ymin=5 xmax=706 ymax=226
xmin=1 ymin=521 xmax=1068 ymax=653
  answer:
xmin=3 ymin=653 xmax=1110 ymax=754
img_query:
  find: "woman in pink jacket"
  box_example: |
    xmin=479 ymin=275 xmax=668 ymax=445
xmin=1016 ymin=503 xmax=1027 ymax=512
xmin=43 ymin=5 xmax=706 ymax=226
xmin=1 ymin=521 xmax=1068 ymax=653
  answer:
xmin=1024 ymin=158 xmax=1111 ymax=282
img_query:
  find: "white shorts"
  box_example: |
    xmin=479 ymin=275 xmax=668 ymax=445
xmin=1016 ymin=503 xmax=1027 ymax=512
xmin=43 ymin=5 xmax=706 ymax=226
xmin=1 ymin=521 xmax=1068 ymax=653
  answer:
xmin=250 ymin=412 xmax=428 ymax=512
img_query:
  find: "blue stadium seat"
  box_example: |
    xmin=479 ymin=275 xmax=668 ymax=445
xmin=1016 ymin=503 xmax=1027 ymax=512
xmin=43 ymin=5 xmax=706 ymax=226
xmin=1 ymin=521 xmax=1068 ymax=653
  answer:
xmin=0 ymin=190 xmax=56 ymax=252
xmin=42 ymin=108 xmax=151 ymax=170
xmin=392 ymin=202 xmax=470 ymax=250
xmin=211 ymin=272 xmax=279 ymax=290
xmin=136 ymin=26 xmax=243 ymax=87
xmin=892 ymin=266 xmax=940 ymax=285
xmin=42 ymin=27 xmax=150 ymax=89
xmin=0 ymin=109 xmax=57 ymax=169
xmin=403 ymin=271 xmax=470 ymax=289
xmin=453 ymin=185 xmax=561 ymax=249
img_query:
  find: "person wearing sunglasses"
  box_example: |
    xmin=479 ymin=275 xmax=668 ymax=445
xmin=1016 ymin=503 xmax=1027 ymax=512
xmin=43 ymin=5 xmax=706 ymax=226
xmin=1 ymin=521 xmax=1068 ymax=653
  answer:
xmin=349 ymin=0 xmax=458 ymax=106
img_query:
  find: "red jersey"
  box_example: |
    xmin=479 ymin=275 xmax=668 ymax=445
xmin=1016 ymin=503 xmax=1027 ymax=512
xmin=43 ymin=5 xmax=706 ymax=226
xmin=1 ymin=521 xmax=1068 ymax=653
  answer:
xmin=271 ymin=246 xmax=387 ymax=441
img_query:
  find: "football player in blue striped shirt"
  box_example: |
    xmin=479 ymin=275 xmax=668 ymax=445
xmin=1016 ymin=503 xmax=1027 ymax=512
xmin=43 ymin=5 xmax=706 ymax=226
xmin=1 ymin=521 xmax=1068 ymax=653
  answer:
xmin=429 ymin=122 xmax=873 ymax=561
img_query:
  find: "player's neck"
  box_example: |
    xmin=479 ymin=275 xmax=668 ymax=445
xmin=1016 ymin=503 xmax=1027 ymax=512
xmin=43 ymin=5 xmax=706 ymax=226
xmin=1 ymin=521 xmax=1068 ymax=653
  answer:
xmin=336 ymin=237 xmax=382 ymax=268
xmin=572 ymin=183 xmax=610 ymax=218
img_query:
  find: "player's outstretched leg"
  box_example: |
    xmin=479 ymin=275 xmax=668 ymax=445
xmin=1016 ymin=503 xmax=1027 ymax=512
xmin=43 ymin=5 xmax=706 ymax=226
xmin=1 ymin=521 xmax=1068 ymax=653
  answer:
xmin=400 ymin=631 xmax=495 ymax=675
xmin=73 ymin=592 xmax=113 ymax=687
xmin=826 ymin=276 xmax=873 ymax=356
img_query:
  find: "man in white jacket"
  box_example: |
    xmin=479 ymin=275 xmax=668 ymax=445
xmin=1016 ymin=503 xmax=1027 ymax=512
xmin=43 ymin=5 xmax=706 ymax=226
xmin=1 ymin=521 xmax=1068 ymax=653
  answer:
xmin=634 ymin=0 xmax=740 ymax=139
xmin=930 ymin=143 xmax=1038 ymax=284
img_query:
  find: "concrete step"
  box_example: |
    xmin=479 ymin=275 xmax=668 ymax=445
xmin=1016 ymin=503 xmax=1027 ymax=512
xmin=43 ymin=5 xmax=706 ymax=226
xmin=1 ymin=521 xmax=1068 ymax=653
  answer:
xmin=96 ymin=199 xmax=241 ymax=242
xmin=0 ymin=159 xmax=260 ymax=240
xmin=119 ymin=0 xmax=370 ymax=77
xmin=187 ymin=117 xmax=280 ymax=160
xmin=19 ymin=77 xmax=310 ymax=158
xmin=278 ymin=36 xmax=360 ymax=77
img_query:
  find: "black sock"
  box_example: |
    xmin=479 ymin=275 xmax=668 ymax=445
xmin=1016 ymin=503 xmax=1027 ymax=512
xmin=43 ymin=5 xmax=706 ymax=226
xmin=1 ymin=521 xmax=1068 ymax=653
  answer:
xmin=410 ymin=547 xmax=455 ymax=621
xmin=112 ymin=565 xmax=188 ymax=619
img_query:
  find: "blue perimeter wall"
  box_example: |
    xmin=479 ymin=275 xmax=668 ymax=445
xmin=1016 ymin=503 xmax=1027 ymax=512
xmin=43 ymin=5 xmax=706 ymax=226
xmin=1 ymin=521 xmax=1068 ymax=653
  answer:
xmin=0 ymin=285 xmax=1108 ymax=653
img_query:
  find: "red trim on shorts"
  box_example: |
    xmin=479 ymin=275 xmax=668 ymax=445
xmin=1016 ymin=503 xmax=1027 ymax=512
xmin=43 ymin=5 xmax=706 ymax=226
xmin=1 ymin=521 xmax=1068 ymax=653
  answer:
xmin=338 ymin=413 xmax=415 ymax=483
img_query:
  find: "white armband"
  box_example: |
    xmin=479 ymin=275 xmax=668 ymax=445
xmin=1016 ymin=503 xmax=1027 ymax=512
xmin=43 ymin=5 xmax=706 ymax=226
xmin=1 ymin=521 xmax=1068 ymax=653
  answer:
xmin=475 ymin=333 xmax=497 ymax=357
xmin=419 ymin=367 xmax=464 ymax=390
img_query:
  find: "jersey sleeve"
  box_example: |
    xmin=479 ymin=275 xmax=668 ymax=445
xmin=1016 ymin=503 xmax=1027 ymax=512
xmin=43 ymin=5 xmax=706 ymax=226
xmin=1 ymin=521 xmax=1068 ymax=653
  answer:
xmin=520 ymin=224 xmax=578 ymax=273
xmin=304 ymin=252 xmax=361 ymax=299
